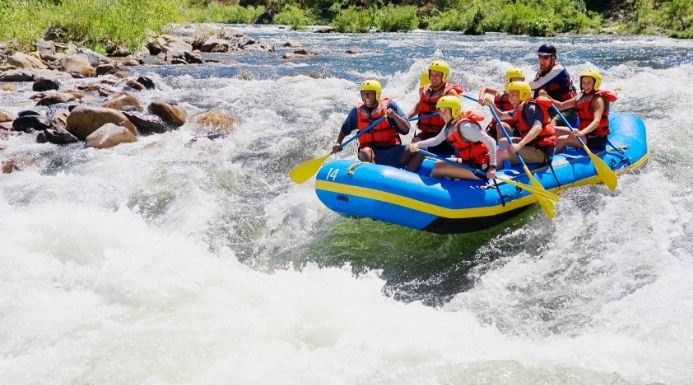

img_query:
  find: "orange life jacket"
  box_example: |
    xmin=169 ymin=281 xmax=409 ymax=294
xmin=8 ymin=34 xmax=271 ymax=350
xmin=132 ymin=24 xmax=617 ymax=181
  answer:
xmin=575 ymin=90 xmax=617 ymax=138
xmin=446 ymin=111 xmax=489 ymax=166
xmin=488 ymin=92 xmax=514 ymax=130
xmin=356 ymin=97 xmax=401 ymax=148
xmin=511 ymin=96 xmax=556 ymax=148
xmin=495 ymin=92 xmax=513 ymax=112
xmin=417 ymin=83 xmax=464 ymax=134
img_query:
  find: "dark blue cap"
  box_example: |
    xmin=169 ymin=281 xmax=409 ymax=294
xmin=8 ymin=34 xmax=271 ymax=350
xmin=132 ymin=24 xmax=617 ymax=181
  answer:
xmin=537 ymin=43 xmax=557 ymax=56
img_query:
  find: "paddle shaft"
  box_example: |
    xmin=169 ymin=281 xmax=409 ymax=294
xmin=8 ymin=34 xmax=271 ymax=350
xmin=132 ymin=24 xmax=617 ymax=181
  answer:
xmin=409 ymin=111 xmax=440 ymax=138
xmin=418 ymin=148 xmax=559 ymax=201
xmin=417 ymin=149 xmax=487 ymax=179
xmin=409 ymin=112 xmax=439 ymax=122
xmin=551 ymin=105 xmax=588 ymax=147
xmin=340 ymin=111 xmax=437 ymax=149
xmin=551 ymin=103 xmax=618 ymax=191
xmin=461 ymin=94 xmax=481 ymax=105
xmin=487 ymin=104 xmax=534 ymax=170
xmin=338 ymin=116 xmax=386 ymax=149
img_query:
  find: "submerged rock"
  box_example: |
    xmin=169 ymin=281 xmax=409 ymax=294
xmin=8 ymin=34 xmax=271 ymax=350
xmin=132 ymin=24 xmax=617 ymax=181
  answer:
xmin=32 ymin=77 xmax=60 ymax=91
xmin=122 ymin=111 xmax=167 ymax=135
xmin=41 ymin=128 xmax=80 ymax=145
xmin=12 ymin=115 xmax=50 ymax=132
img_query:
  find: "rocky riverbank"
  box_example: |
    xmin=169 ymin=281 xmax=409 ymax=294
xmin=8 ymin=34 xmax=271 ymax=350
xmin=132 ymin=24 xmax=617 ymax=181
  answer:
xmin=0 ymin=24 xmax=279 ymax=173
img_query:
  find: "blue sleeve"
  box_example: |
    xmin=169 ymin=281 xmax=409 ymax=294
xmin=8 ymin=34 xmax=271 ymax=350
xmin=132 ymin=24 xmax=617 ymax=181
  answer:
xmin=387 ymin=101 xmax=406 ymax=117
xmin=524 ymin=104 xmax=544 ymax=127
xmin=340 ymin=108 xmax=359 ymax=135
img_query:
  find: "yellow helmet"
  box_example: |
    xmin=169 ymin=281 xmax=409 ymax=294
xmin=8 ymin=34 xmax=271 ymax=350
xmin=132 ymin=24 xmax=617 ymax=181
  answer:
xmin=435 ymin=95 xmax=462 ymax=119
xmin=360 ymin=79 xmax=382 ymax=100
xmin=507 ymin=81 xmax=532 ymax=102
xmin=504 ymin=67 xmax=525 ymax=89
xmin=428 ymin=60 xmax=450 ymax=82
xmin=580 ymin=69 xmax=602 ymax=90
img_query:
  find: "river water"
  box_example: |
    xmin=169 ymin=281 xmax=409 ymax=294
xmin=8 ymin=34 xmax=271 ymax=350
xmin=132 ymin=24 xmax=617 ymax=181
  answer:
xmin=1 ymin=25 xmax=692 ymax=384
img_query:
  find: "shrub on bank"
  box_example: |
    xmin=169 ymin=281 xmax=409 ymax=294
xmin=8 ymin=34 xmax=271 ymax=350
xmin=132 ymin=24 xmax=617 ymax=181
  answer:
xmin=377 ymin=5 xmax=418 ymax=32
xmin=0 ymin=0 xmax=687 ymax=53
xmin=187 ymin=3 xmax=265 ymax=24
xmin=425 ymin=0 xmax=600 ymax=36
xmin=332 ymin=7 xmax=375 ymax=33
xmin=426 ymin=9 xmax=469 ymax=32
xmin=274 ymin=5 xmax=314 ymax=30
xmin=624 ymin=0 xmax=691 ymax=38
xmin=0 ymin=0 xmax=184 ymax=51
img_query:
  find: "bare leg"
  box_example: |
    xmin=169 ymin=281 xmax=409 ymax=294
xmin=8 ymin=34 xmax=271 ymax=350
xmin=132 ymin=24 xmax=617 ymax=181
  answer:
xmin=358 ymin=147 xmax=375 ymax=163
xmin=555 ymin=135 xmax=582 ymax=153
xmin=430 ymin=161 xmax=481 ymax=180
xmin=495 ymin=134 xmax=520 ymax=166
xmin=496 ymin=147 xmax=510 ymax=165
xmin=401 ymin=151 xmax=424 ymax=172
xmin=555 ymin=126 xmax=572 ymax=136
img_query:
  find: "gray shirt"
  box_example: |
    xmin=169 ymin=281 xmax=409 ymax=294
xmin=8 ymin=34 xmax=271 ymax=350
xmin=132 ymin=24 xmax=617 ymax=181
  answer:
xmin=417 ymin=121 xmax=497 ymax=166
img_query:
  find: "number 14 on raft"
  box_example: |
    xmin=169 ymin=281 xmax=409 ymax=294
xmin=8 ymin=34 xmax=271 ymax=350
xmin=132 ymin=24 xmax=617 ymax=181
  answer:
xmin=326 ymin=168 xmax=339 ymax=181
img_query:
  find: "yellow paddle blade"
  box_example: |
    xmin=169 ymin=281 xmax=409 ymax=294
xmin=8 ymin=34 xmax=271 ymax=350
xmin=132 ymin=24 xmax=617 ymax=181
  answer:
xmin=523 ymin=165 xmax=556 ymax=220
xmin=419 ymin=71 xmax=430 ymax=88
xmin=289 ymin=153 xmax=331 ymax=184
xmin=537 ymin=195 xmax=556 ymax=220
xmin=496 ymin=177 xmax=560 ymax=202
xmin=585 ymin=147 xmax=618 ymax=191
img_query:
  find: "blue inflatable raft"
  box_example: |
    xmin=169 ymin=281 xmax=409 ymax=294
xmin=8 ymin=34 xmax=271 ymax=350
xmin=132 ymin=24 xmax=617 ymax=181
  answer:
xmin=314 ymin=112 xmax=649 ymax=233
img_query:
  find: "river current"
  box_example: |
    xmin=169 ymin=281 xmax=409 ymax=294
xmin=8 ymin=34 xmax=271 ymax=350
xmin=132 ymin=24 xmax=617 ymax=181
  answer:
xmin=1 ymin=26 xmax=692 ymax=384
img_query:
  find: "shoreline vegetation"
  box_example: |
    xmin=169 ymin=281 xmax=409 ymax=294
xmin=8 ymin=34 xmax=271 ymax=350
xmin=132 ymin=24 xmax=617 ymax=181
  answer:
xmin=0 ymin=0 xmax=690 ymax=53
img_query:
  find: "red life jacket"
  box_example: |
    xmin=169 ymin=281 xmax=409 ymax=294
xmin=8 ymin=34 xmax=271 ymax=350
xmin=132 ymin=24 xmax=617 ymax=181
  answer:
xmin=446 ymin=111 xmax=489 ymax=166
xmin=511 ymin=96 xmax=556 ymax=148
xmin=356 ymin=97 xmax=401 ymax=148
xmin=495 ymin=92 xmax=513 ymax=112
xmin=417 ymin=83 xmax=463 ymax=134
xmin=488 ymin=92 xmax=514 ymax=130
xmin=575 ymin=90 xmax=618 ymax=138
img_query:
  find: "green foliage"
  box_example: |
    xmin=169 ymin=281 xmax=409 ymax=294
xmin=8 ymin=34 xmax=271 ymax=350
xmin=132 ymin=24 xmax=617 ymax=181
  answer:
xmin=669 ymin=28 xmax=693 ymax=38
xmin=377 ymin=5 xmax=418 ymax=32
xmin=0 ymin=0 xmax=185 ymax=51
xmin=273 ymin=5 xmax=313 ymax=29
xmin=300 ymin=0 xmax=350 ymax=22
xmin=623 ymin=0 xmax=692 ymax=37
xmin=662 ymin=0 xmax=692 ymax=37
xmin=0 ymin=0 xmax=690 ymax=51
xmin=187 ymin=3 xmax=265 ymax=24
xmin=665 ymin=0 xmax=692 ymax=31
xmin=498 ymin=2 xmax=545 ymax=35
xmin=426 ymin=9 xmax=468 ymax=31
xmin=332 ymin=6 xmax=376 ymax=33
xmin=426 ymin=0 xmax=601 ymax=36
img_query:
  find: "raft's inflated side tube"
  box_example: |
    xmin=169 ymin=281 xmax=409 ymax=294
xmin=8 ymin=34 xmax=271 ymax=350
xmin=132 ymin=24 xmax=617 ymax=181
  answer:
xmin=315 ymin=113 xmax=648 ymax=233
